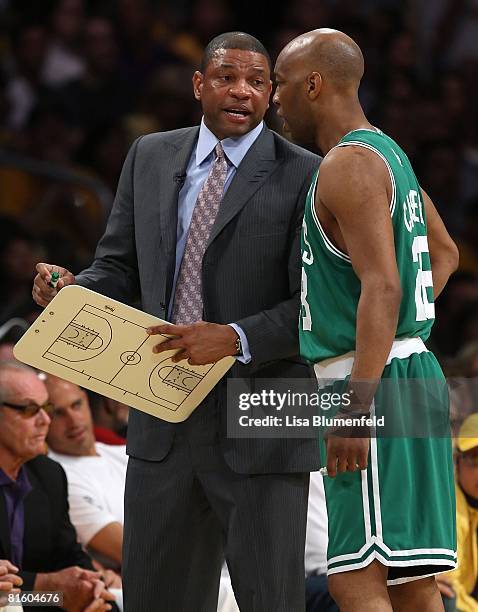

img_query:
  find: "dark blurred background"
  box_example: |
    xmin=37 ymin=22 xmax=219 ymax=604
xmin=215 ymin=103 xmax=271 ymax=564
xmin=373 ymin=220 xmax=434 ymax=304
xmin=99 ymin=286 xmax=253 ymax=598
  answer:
xmin=0 ymin=0 xmax=477 ymax=379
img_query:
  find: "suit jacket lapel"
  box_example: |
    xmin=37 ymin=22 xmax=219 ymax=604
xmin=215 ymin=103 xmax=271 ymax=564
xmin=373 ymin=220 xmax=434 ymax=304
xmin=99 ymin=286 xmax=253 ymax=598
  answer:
xmin=155 ymin=127 xmax=199 ymax=311
xmin=22 ymin=466 xmax=49 ymax=566
xmin=0 ymin=489 xmax=11 ymax=559
xmin=158 ymin=127 xmax=199 ymax=257
xmin=207 ymin=127 xmax=280 ymax=248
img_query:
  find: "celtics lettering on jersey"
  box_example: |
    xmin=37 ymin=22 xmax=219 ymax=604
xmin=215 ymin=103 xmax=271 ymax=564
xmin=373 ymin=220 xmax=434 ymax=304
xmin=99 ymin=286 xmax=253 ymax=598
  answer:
xmin=299 ymin=129 xmax=435 ymax=364
xmin=301 ymin=217 xmax=314 ymax=331
xmin=403 ymin=189 xmax=435 ymax=321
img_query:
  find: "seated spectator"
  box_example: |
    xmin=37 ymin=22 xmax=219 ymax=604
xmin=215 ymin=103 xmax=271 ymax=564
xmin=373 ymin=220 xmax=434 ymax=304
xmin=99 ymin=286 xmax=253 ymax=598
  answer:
xmin=305 ymin=472 xmax=338 ymax=612
xmin=439 ymin=413 xmax=478 ymax=611
xmin=86 ymin=392 xmax=128 ymax=446
xmin=0 ymin=362 xmax=115 ymax=611
xmin=44 ymin=377 xmax=126 ymax=570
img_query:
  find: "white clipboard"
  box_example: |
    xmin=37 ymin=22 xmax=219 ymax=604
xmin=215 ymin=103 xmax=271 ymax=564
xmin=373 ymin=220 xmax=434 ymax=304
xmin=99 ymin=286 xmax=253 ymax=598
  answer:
xmin=14 ymin=285 xmax=234 ymax=422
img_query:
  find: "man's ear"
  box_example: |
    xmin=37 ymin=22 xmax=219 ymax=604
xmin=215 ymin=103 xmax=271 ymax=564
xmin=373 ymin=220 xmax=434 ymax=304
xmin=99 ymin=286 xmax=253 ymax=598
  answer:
xmin=192 ymin=71 xmax=203 ymax=101
xmin=307 ymin=72 xmax=322 ymax=99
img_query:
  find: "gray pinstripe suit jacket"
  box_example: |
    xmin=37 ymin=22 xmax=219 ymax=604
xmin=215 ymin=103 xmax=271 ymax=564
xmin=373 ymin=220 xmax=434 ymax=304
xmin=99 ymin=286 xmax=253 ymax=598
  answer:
xmin=77 ymin=124 xmax=322 ymax=474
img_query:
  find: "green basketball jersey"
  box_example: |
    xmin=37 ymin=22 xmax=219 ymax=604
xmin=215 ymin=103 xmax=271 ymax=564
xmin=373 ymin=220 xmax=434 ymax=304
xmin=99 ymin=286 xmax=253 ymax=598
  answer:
xmin=300 ymin=128 xmax=435 ymax=363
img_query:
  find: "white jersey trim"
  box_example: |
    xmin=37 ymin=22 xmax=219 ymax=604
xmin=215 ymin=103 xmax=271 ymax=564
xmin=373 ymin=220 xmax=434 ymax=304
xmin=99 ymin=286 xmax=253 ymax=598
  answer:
xmin=327 ymin=550 xmax=456 ymax=585
xmin=335 ymin=140 xmax=397 ymax=217
xmin=313 ymin=337 xmax=428 ymax=381
xmin=326 ymin=538 xmax=457 ymax=566
xmin=309 ymin=167 xmax=351 ymax=263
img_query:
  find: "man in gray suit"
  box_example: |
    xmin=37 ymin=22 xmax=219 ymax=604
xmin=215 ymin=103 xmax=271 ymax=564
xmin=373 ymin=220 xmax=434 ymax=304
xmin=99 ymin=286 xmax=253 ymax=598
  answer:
xmin=33 ymin=32 xmax=321 ymax=612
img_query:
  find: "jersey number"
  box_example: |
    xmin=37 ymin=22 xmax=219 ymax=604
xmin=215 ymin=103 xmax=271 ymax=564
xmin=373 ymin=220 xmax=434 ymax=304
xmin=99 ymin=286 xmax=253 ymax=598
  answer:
xmin=301 ymin=268 xmax=312 ymax=331
xmin=412 ymin=235 xmax=435 ymax=321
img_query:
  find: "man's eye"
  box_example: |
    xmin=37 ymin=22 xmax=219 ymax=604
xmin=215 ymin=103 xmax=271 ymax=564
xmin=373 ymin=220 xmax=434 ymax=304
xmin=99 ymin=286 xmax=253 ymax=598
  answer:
xmin=253 ymin=79 xmax=264 ymax=86
xmin=220 ymin=75 xmax=231 ymax=81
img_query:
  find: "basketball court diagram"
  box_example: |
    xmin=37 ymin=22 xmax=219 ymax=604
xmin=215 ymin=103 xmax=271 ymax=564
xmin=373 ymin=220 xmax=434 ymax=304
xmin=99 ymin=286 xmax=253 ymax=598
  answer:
xmin=14 ymin=286 xmax=234 ymax=422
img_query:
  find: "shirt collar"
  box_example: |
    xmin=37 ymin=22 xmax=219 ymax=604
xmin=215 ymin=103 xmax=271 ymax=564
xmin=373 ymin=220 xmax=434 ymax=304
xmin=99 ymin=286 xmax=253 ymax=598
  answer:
xmin=195 ymin=118 xmax=264 ymax=168
xmin=0 ymin=466 xmax=32 ymax=495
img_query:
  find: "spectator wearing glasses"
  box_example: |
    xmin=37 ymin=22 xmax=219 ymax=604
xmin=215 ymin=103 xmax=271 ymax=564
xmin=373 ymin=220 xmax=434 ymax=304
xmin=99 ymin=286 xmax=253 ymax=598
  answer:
xmin=438 ymin=414 xmax=478 ymax=611
xmin=0 ymin=362 xmax=115 ymax=612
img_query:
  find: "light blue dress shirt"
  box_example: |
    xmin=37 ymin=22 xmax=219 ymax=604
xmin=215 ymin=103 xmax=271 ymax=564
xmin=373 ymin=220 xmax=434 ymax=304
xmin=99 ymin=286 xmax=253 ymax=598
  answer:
xmin=168 ymin=118 xmax=264 ymax=364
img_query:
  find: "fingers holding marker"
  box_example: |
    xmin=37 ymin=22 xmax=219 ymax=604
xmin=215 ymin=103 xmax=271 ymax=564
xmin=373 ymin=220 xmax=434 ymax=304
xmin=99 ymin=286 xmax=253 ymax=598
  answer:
xmin=32 ymin=279 xmax=57 ymax=306
xmin=35 ymin=263 xmax=57 ymax=287
xmin=49 ymin=271 xmax=60 ymax=288
xmin=33 ymin=263 xmax=76 ymax=306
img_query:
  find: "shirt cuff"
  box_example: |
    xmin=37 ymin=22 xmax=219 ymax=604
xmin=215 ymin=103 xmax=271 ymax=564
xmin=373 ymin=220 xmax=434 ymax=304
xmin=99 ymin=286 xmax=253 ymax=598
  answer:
xmin=228 ymin=323 xmax=252 ymax=364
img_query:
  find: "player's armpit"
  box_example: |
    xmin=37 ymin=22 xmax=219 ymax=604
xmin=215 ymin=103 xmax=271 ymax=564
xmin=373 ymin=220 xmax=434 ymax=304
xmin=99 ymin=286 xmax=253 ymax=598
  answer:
xmin=420 ymin=189 xmax=459 ymax=298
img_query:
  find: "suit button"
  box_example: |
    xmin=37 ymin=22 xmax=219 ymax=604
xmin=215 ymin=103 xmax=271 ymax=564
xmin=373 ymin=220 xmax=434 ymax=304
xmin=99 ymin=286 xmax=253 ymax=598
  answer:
xmin=159 ymin=301 xmax=166 ymax=309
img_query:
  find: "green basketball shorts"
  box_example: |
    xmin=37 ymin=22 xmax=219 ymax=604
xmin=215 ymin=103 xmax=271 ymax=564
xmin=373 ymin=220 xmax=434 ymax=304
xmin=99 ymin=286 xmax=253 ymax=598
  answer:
xmin=315 ymin=342 xmax=457 ymax=584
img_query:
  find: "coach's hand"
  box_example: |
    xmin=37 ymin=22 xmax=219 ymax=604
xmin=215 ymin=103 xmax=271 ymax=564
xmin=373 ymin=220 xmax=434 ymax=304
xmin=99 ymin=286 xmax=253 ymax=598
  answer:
xmin=147 ymin=321 xmax=238 ymax=365
xmin=33 ymin=263 xmax=76 ymax=307
xmin=324 ymin=433 xmax=369 ymax=478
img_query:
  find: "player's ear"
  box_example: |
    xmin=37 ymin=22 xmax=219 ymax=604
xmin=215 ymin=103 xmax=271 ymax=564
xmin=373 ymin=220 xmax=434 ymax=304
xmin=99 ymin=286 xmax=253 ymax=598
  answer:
xmin=306 ymin=72 xmax=322 ymax=100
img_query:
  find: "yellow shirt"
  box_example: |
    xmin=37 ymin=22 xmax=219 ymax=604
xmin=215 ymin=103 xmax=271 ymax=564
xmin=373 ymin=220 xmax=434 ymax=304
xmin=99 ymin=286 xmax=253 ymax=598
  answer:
xmin=447 ymin=484 xmax=478 ymax=611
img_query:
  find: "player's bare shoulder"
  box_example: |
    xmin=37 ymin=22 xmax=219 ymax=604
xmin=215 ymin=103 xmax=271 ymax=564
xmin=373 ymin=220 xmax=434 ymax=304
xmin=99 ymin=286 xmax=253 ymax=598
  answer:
xmin=318 ymin=143 xmax=391 ymax=214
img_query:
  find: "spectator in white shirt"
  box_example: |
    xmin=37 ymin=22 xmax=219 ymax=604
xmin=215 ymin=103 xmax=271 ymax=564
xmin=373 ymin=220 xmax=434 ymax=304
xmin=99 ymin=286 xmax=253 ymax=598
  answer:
xmin=44 ymin=376 xmax=126 ymax=571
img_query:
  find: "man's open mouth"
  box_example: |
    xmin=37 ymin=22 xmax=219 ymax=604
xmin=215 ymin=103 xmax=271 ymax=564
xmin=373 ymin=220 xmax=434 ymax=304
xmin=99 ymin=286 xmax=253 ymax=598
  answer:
xmin=224 ymin=108 xmax=251 ymax=117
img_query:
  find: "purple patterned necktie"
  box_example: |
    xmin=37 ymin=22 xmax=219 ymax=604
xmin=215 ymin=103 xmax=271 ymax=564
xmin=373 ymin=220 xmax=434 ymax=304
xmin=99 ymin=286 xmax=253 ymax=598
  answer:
xmin=171 ymin=142 xmax=228 ymax=324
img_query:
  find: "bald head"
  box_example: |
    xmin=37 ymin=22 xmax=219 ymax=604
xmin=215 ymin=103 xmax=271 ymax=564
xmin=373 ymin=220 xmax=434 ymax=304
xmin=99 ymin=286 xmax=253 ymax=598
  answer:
xmin=278 ymin=28 xmax=364 ymax=91
xmin=273 ymin=28 xmax=368 ymax=149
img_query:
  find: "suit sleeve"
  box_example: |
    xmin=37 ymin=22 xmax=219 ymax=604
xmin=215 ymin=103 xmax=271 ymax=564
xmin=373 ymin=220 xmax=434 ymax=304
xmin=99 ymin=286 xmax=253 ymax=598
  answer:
xmin=75 ymin=137 xmax=143 ymax=303
xmin=234 ymin=171 xmax=313 ymax=369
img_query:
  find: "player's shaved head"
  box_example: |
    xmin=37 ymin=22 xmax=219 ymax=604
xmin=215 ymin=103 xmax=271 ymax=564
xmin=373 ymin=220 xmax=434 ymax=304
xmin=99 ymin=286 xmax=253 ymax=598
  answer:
xmin=277 ymin=28 xmax=364 ymax=91
xmin=273 ymin=29 xmax=368 ymax=150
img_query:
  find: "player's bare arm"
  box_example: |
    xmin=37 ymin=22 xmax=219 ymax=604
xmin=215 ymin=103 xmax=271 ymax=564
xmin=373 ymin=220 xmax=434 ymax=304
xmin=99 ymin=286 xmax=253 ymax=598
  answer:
xmin=318 ymin=146 xmax=402 ymax=476
xmin=420 ymin=188 xmax=459 ymax=298
xmin=318 ymin=146 xmax=402 ymax=380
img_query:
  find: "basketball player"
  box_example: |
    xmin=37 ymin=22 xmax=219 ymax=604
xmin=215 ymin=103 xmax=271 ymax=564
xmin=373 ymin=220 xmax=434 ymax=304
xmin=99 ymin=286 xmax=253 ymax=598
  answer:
xmin=274 ymin=29 xmax=459 ymax=611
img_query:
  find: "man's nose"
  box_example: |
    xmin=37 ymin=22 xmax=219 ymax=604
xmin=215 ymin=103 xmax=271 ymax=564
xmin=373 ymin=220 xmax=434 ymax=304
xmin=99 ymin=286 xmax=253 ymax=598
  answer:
xmin=38 ymin=408 xmax=51 ymax=426
xmin=272 ymin=91 xmax=280 ymax=105
xmin=230 ymin=80 xmax=251 ymax=98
